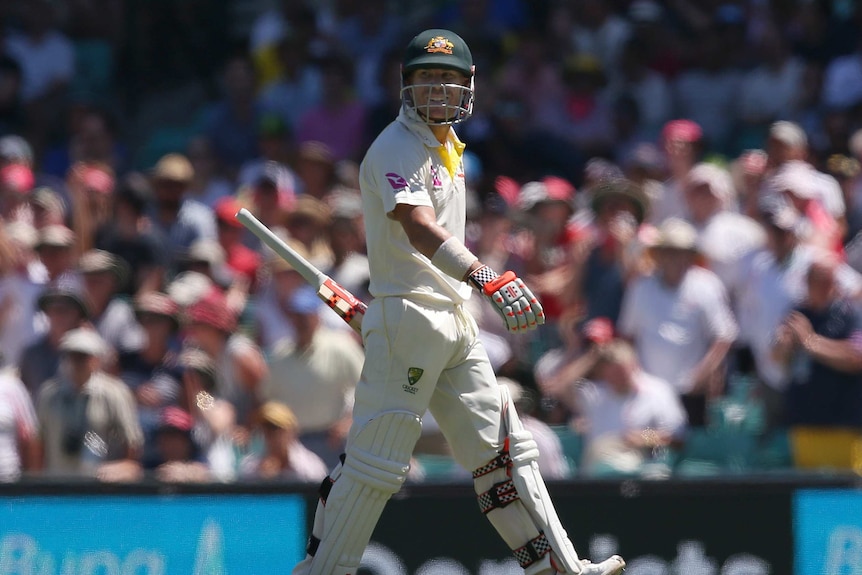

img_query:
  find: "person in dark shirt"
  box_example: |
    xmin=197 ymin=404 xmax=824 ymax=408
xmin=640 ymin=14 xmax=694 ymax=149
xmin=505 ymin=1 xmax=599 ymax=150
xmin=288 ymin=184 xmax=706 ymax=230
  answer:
xmin=776 ymin=257 xmax=862 ymax=426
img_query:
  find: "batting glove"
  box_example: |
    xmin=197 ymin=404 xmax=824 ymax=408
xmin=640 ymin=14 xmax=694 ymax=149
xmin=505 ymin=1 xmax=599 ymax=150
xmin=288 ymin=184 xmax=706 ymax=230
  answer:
xmin=468 ymin=265 xmax=545 ymax=333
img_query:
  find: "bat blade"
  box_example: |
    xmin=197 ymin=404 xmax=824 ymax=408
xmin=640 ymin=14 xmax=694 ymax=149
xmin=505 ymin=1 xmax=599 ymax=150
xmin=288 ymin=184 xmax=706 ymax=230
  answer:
xmin=235 ymin=208 xmax=366 ymax=334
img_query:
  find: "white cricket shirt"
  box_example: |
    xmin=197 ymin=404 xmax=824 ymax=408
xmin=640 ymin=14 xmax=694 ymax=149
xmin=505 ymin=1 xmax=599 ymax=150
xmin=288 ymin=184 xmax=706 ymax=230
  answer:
xmin=359 ymin=108 xmax=473 ymax=305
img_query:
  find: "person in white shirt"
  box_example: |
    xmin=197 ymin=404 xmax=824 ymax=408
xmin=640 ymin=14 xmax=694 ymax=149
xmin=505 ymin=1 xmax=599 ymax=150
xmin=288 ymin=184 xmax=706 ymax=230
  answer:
xmin=619 ymin=217 xmax=738 ymax=426
xmin=682 ymin=162 xmax=766 ymax=297
xmin=260 ymin=286 xmax=363 ymax=464
xmin=573 ymin=339 xmax=686 ymax=477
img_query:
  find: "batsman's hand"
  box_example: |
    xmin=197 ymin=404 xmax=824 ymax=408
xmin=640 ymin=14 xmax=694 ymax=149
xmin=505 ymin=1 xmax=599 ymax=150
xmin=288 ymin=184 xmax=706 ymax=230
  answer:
xmin=468 ymin=265 xmax=545 ymax=333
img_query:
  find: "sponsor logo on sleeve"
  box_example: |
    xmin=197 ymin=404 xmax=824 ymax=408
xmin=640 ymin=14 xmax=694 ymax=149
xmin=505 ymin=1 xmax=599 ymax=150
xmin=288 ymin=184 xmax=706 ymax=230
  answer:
xmin=385 ymin=172 xmax=408 ymax=190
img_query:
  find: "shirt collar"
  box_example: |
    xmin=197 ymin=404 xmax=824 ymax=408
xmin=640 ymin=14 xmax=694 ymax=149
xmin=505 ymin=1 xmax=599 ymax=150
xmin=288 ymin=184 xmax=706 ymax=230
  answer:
xmin=397 ymin=106 xmax=450 ymax=148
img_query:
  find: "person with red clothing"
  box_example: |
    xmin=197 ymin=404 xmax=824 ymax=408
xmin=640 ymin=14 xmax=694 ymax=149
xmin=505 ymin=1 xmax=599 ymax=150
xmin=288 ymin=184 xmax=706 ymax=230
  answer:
xmin=213 ymin=196 xmax=261 ymax=293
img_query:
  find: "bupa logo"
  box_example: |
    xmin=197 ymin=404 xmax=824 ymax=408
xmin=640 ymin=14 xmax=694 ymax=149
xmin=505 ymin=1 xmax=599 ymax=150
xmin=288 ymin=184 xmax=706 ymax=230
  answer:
xmin=385 ymin=172 xmax=408 ymax=190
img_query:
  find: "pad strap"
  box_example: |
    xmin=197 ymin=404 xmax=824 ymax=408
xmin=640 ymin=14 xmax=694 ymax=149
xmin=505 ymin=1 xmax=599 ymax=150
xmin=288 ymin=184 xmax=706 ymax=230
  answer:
xmin=472 ymin=450 xmax=512 ymax=478
xmin=478 ymin=479 xmax=519 ymax=514
xmin=513 ymin=532 xmax=552 ymax=569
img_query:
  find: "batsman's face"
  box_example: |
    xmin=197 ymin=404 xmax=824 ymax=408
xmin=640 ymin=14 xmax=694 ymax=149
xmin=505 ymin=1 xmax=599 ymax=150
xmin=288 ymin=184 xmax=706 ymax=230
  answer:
xmin=404 ymin=68 xmax=471 ymax=123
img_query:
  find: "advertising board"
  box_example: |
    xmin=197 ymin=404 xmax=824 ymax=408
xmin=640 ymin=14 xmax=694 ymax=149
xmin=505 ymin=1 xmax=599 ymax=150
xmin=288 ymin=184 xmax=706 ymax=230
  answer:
xmin=0 ymin=495 xmax=306 ymax=575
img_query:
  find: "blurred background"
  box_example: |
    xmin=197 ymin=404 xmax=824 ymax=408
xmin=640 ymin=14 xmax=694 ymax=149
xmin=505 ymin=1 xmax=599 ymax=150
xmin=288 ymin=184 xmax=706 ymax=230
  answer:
xmin=1 ymin=0 xmax=862 ymax=573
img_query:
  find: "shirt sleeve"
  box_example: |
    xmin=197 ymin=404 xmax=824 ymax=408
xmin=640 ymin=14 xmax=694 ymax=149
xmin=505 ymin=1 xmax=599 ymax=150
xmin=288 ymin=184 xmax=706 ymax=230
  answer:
xmin=365 ymin=137 xmax=433 ymax=215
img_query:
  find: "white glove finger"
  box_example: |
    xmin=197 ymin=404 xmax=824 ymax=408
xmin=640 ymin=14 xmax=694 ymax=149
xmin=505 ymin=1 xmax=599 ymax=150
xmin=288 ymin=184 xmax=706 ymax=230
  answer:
xmin=510 ymin=300 xmax=529 ymax=331
xmin=522 ymin=286 xmax=545 ymax=325
xmin=522 ymin=299 xmax=539 ymax=329
xmin=502 ymin=304 xmax=519 ymax=332
xmin=533 ymin=298 xmax=545 ymax=325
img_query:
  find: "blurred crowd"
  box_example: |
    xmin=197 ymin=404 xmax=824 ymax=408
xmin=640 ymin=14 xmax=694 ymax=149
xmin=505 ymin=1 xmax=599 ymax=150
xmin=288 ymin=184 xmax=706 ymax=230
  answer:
xmin=2 ymin=0 xmax=862 ymax=483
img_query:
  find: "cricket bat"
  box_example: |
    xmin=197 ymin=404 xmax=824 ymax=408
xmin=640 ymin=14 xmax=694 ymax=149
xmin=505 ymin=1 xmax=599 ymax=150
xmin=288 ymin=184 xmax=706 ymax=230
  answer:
xmin=235 ymin=208 xmax=367 ymax=334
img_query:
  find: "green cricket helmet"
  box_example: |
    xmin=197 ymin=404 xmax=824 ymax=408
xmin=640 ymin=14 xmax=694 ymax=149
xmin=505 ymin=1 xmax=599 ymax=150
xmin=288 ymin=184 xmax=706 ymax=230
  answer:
xmin=401 ymin=29 xmax=475 ymax=125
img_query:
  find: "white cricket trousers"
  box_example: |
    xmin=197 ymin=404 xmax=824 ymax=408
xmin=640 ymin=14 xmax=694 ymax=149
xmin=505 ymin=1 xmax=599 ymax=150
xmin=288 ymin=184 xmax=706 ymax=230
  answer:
xmin=353 ymin=295 xmax=505 ymax=471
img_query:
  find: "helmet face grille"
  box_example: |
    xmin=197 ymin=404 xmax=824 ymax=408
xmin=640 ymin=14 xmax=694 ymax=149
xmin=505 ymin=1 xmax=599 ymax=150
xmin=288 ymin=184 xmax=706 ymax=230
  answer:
xmin=400 ymin=80 xmax=474 ymax=125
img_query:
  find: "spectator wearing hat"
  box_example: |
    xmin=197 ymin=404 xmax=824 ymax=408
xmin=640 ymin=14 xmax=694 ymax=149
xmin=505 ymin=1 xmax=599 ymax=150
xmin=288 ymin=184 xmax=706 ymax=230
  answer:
xmin=683 ymin=162 xmax=766 ymax=296
xmin=295 ymin=140 xmax=337 ymax=201
xmin=33 ymin=224 xmax=79 ymax=288
xmin=151 ymin=406 xmax=211 ymax=483
xmin=570 ymin=178 xmax=649 ymax=326
xmin=619 ymin=217 xmax=738 ymax=426
xmin=214 ymin=196 xmax=262 ymax=292
xmin=241 ymin=400 xmax=328 ymax=482
xmin=0 ymin=221 xmax=44 ymax=368
xmin=0 ymin=366 xmax=39 ymax=481
xmin=148 ymin=153 xmax=216 ymax=275
xmin=182 ymin=238 xmax=251 ymax=325
xmin=19 ymin=283 xmax=89 ymax=396
xmin=261 ymin=286 xmax=363 ymax=464
xmin=240 ymin=160 xmax=295 ymax=238
xmin=573 ymin=338 xmax=686 ymax=477
xmin=182 ymin=238 xmax=230 ymax=287
xmin=28 ymin=187 xmax=66 ymax=230
xmin=184 ymin=287 xmax=268 ymax=426
xmin=93 ymin=173 xmax=164 ymax=296
xmin=766 ymin=160 xmax=843 ymax=254
xmin=651 ymin=119 xmax=703 ymax=224
xmin=764 ymin=120 xmax=846 ymax=223
xmin=184 ymin=136 xmax=233 ymax=209
xmin=284 ymin=194 xmax=334 ymax=271
xmin=36 ymin=328 xmax=144 ymax=477
xmin=737 ymin=202 xmax=862 ymax=427
xmin=175 ymin=347 xmax=239 ymax=481
xmin=79 ymin=249 xmax=144 ymax=358
xmin=67 ymin=161 xmax=115 ymax=255
xmin=118 ymin=292 xmax=183 ymax=467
